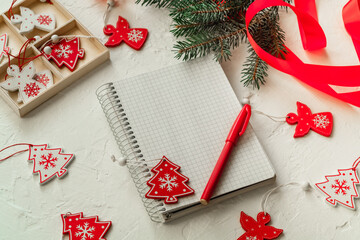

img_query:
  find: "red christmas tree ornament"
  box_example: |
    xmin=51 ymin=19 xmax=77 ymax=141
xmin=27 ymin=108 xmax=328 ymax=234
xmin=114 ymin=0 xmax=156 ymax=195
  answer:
xmin=237 ymin=211 xmax=283 ymax=240
xmin=43 ymin=37 xmax=85 ymax=71
xmin=145 ymin=156 xmax=194 ymax=204
xmin=286 ymin=102 xmax=333 ymax=138
xmin=315 ymin=168 xmax=360 ymax=209
xmin=103 ymin=16 xmax=148 ymax=50
xmin=62 ymin=212 xmax=111 ymax=240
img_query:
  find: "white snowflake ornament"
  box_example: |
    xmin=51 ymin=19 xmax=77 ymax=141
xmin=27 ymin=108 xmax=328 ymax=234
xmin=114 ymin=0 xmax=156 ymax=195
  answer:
xmin=11 ymin=7 xmax=55 ymax=34
xmin=0 ymin=62 xmax=53 ymax=104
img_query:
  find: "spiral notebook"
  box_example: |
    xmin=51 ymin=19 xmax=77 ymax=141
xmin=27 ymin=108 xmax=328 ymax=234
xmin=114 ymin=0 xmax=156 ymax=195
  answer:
xmin=96 ymin=59 xmax=276 ymax=222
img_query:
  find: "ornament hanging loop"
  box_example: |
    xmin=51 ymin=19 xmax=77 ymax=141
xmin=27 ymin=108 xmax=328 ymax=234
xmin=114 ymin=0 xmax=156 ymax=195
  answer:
xmin=0 ymin=143 xmax=31 ymax=161
xmin=352 ymin=156 xmax=360 ymax=169
xmin=253 ymin=110 xmax=287 ymax=122
xmin=261 ymin=182 xmax=313 ymax=215
xmin=103 ymin=0 xmax=116 ymax=26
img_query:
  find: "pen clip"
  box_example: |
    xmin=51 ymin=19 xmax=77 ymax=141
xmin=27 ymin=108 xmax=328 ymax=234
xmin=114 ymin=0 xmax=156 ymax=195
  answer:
xmin=238 ymin=104 xmax=251 ymax=136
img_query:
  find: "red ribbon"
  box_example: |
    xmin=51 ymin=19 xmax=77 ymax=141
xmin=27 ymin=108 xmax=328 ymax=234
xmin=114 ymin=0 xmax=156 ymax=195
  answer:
xmin=246 ymin=0 xmax=360 ymax=107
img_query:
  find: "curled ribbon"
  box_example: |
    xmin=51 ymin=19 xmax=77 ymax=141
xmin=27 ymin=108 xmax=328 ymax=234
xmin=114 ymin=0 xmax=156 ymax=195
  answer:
xmin=246 ymin=0 xmax=360 ymax=107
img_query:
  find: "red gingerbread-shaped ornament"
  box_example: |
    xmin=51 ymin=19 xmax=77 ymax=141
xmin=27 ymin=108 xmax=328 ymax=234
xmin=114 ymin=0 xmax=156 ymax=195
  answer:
xmin=237 ymin=211 xmax=283 ymax=240
xmin=286 ymin=102 xmax=333 ymax=138
xmin=104 ymin=16 xmax=148 ymax=50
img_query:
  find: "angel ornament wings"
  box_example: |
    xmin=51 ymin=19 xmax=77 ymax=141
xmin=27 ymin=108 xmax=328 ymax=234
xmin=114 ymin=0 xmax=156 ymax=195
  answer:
xmin=0 ymin=62 xmax=53 ymax=104
xmin=11 ymin=7 xmax=55 ymax=34
xmin=237 ymin=212 xmax=283 ymax=240
xmin=286 ymin=102 xmax=333 ymax=138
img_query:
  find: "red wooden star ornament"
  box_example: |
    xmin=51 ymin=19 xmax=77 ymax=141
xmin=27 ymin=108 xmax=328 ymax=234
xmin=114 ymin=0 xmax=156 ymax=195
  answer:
xmin=104 ymin=16 xmax=148 ymax=50
xmin=43 ymin=37 xmax=85 ymax=71
xmin=286 ymin=102 xmax=333 ymax=138
xmin=62 ymin=212 xmax=111 ymax=240
xmin=237 ymin=211 xmax=283 ymax=240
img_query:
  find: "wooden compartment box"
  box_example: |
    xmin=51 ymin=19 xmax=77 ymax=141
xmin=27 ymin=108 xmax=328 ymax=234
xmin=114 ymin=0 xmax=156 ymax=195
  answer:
xmin=0 ymin=0 xmax=109 ymax=117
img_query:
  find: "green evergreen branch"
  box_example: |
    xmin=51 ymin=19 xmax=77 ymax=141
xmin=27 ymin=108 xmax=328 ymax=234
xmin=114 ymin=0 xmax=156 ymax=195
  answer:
xmin=136 ymin=0 xmax=292 ymax=89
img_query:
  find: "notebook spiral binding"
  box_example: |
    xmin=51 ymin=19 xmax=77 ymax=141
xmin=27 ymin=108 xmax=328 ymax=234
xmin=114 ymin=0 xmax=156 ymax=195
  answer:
xmin=96 ymin=83 xmax=166 ymax=223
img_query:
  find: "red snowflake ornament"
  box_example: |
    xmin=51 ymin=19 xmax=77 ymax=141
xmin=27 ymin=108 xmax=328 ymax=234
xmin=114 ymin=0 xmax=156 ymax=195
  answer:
xmin=0 ymin=33 xmax=10 ymax=62
xmin=145 ymin=156 xmax=194 ymax=204
xmin=28 ymin=144 xmax=74 ymax=184
xmin=43 ymin=37 xmax=85 ymax=71
xmin=11 ymin=7 xmax=55 ymax=34
xmin=315 ymin=168 xmax=360 ymax=209
xmin=62 ymin=212 xmax=111 ymax=240
xmin=0 ymin=62 xmax=53 ymax=103
xmin=104 ymin=16 xmax=148 ymax=50
xmin=286 ymin=102 xmax=333 ymax=138
xmin=237 ymin=212 xmax=283 ymax=240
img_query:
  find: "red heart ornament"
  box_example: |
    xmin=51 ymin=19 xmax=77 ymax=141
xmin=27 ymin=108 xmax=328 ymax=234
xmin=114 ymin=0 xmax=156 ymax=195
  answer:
xmin=103 ymin=16 xmax=148 ymax=50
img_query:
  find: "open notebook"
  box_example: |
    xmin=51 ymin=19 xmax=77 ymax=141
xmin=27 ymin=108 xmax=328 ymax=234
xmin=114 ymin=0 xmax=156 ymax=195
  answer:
xmin=96 ymin=59 xmax=275 ymax=222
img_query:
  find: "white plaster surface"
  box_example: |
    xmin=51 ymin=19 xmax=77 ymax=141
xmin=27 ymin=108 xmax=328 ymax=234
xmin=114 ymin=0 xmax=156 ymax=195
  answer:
xmin=1 ymin=0 xmax=360 ymax=239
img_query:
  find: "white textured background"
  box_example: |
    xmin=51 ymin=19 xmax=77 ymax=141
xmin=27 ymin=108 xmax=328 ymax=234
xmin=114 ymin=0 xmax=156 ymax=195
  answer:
xmin=1 ymin=0 xmax=360 ymax=239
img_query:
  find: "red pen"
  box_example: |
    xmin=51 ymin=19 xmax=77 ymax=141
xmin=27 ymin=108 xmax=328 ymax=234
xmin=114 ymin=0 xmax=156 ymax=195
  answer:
xmin=200 ymin=104 xmax=252 ymax=205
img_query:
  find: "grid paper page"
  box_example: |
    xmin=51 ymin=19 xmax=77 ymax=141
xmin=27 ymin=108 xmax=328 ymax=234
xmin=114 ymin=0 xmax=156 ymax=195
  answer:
xmin=112 ymin=59 xmax=275 ymax=212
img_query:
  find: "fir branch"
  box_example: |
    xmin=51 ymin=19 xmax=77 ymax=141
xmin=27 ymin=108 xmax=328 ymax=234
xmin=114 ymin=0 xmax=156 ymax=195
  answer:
xmin=174 ymin=23 xmax=246 ymax=62
xmin=136 ymin=0 xmax=292 ymax=89
xmin=135 ymin=0 xmax=176 ymax=8
xmin=170 ymin=1 xmax=229 ymax=23
xmin=241 ymin=44 xmax=268 ymax=89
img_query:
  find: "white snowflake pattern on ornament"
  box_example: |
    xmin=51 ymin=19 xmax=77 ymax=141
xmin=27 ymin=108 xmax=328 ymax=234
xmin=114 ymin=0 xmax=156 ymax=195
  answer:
xmin=55 ymin=44 xmax=73 ymax=59
xmin=312 ymin=114 xmax=330 ymax=128
xmin=39 ymin=153 xmax=58 ymax=170
xmin=35 ymin=73 xmax=50 ymax=86
xmin=23 ymin=82 xmax=40 ymax=97
xmin=159 ymin=173 xmax=178 ymax=191
xmin=75 ymin=222 xmax=95 ymax=240
xmin=37 ymin=15 xmax=53 ymax=25
xmin=246 ymin=236 xmax=258 ymax=240
xmin=127 ymin=29 xmax=143 ymax=43
xmin=332 ymin=179 xmax=350 ymax=195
